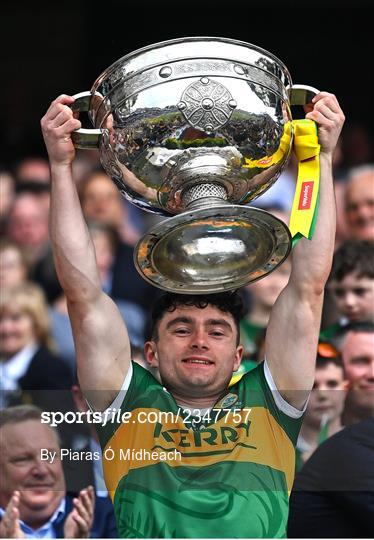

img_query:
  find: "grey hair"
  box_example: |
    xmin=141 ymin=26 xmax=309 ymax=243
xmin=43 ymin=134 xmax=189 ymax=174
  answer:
xmin=0 ymin=405 xmax=61 ymax=445
xmin=347 ymin=164 xmax=374 ymax=183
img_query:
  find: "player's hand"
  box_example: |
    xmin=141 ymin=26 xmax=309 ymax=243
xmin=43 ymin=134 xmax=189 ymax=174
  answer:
xmin=63 ymin=486 xmax=95 ymax=538
xmin=40 ymin=94 xmax=81 ymax=167
xmin=0 ymin=491 xmax=25 ymax=538
xmin=305 ymin=92 xmax=345 ymax=157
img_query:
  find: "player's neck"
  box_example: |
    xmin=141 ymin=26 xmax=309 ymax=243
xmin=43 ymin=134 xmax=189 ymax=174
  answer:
xmin=173 ymin=392 xmax=221 ymax=410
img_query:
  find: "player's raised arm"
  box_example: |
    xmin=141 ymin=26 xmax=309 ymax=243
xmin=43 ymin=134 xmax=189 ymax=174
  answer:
xmin=41 ymin=94 xmax=131 ymax=410
xmin=265 ymin=93 xmax=345 ymax=408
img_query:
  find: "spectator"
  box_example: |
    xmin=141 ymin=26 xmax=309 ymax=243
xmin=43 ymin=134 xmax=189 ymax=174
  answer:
xmin=240 ymin=255 xmax=291 ymax=361
xmin=0 ymin=240 xmax=29 ymax=291
xmin=0 ymin=282 xmax=73 ymax=410
xmin=339 ymin=322 xmax=374 ymax=425
xmin=15 ymin=156 xmax=50 ymax=185
xmin=34 ymin=216 xmax=158 ymax=315
xmin=7 ymin=193 xmax=50 ymax=267
xmin=79 ymin=169 xmax=141 ymax=246
xmin=49 ymin=222 xmax=147 ymax=370
xmin=0 ymin=169 xmax=16 ymax=235
xmin=321 ymin=240 xmax=374 ymax=341
xmin=14 ymin=157 xmax=51 ymax=214
xmin=344 ymin=164 xmax=374 ymax=241
xmin=288 ymin=418 xmax=374 ymax=538
xmin=295 ymin=342 xmax=348 ymax=470
xmin=67 ymin=382 xmax=110 ymax=499
xmin=0 ymin=405 xmax=117 ymax=538
xmin=289 ymin=327 xmax=373 ymax=538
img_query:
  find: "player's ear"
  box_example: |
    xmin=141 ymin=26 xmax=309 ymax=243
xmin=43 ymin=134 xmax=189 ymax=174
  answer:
xmin=233 ymin=345 xmax=244 ymax=371
xmin=145 ymin=341 xmax=159 ymax=367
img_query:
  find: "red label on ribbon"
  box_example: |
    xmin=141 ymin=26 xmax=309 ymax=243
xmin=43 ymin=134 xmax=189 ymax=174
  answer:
xmin=258 ymin=156 xmax=273 ymax=165
xmin=298 ymin=181 xmax=314 ymax=210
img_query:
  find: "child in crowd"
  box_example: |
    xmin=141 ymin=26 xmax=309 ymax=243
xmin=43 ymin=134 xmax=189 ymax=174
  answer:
xmin=322 ymin=240 xmax=374 ymax=342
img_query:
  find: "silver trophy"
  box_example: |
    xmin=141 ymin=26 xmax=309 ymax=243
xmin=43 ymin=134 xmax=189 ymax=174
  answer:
xmin=71 ymin=37 xmax=317 ymax=293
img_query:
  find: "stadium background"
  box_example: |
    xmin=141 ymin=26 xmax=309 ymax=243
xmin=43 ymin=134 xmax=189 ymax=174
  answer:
xmin=1 ymin=0 xmax=373 ymax=167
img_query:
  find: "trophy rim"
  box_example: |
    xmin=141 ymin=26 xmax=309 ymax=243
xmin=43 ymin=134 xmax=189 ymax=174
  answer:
xmin=134 ymin=205 xmax=292 ymax=294
xmin=93 ymin=36 xmax=292 ymax=91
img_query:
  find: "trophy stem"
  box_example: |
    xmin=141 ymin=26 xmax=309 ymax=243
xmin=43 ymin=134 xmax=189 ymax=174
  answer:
xmin=182 ymin=183 xmax=228 ymax=211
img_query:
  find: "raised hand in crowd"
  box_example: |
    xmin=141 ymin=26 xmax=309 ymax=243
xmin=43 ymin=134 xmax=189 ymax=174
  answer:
xmin=0 ymin=491 xmax=25 ymax=539
xmin=63 ymin=486 xmax=95 ymax=539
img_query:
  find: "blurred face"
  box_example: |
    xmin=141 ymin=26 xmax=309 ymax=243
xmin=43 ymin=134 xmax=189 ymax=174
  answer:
xmin=341 ymin=332 xmax=374 ymax=413
xmin=304 ymin=363 xmax=347 ymax=428
xmin=0 ymin=247 xmax=27 ymax=289
xmin=145 ymin=305 xmax=243 ymax=402
xmin=82 ymin=175 xmax=123 ymax=227
xmin=0 ymin=304 xmax=35 ymax=358
xmin=17 ymin=159 xmax=50 ymax=184
xmin=248 ymin=260 xmax=291 ymax=309
xmin=0 ymin=173 xmax=15 ymax=218
xmin=0 ymin=420 xmax=64 ymax=527
xmin=329 ymin=272 xmax=374 ymax=322
xmin=345 ymin=173 xmax=374 ymax=240
xmin=8 ymin=196 xmax=49 ymax=249
xmin=92 ymin=231 xmax=114 ymax=281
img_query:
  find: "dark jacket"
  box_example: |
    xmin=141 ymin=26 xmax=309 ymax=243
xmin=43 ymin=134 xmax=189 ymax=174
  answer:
xmin=4 ymin=345 xmax=73 ymax=411
xmin=288 ymin=418 xmax=374 ymax=538
xmin=54 ymin=494 xmax=118 ymax=538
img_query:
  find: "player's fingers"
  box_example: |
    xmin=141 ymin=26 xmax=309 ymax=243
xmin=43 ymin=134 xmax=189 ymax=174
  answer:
xmin=44 ymin=95 xmax=75 ymax=122
xmin=305 ymin=109 xmax=335 ymax=128
xmin=312 ymin=92 xmax=341 ymax=113
xmin=53 ymin=118 xmax=82 ymax=138
xmin=49 ymin=105 xmax=75 ymax=128
xmin=312 ymin=101 xmax=337 ymax=121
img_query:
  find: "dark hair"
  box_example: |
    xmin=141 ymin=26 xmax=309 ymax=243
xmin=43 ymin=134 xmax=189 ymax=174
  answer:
xmin=316 ymin=341 xmax=344 ymax=370
xmin=329 ymin=240 xmax=374 ymax=282
xmin=150 ymin=292 xmax=244 ymax=345
xmin=339 ymin=321 xmax=374 ymax=337
xmin=329 ymin=321 xmax=374 ymax=351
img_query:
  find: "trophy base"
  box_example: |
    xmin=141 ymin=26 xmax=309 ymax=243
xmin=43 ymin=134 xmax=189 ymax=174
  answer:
xmin=134 ymin=205 xmax=292 ymax=294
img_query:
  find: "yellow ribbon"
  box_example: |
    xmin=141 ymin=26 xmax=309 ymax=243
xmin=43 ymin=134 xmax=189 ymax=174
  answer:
xmin=243 ymin=121 xmax=292 ymax=169
xmin=289 ymin=119 xmax=320 ymax=245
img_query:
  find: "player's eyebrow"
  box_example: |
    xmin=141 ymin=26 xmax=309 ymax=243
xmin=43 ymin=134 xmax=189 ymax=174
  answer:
xmin=165 ymin=316 xmax=233 ymax=332
xmin=166 ymin=316 xmax=193 ymax=330
xmin=205 ymin=318 xmax=233 ymax=332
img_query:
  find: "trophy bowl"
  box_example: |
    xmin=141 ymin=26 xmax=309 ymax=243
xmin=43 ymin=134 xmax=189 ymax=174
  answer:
xmin=71 ymin=37 xmax=317 ymax=293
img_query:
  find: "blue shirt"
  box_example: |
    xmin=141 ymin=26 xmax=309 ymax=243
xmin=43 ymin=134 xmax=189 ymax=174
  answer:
xmin=0 ymin=498 xmax=65 ymax=538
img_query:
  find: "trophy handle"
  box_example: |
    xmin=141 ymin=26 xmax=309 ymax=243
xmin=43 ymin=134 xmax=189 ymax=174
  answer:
xmin=70 ymin=91 xmax=104 ymax=149
xmin=289 ymin=84 xmax=319 ymax=106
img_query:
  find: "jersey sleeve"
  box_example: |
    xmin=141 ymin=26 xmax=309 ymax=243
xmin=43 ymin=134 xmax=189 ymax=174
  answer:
xmin=240 ymin=361 xmax=306 ymax=446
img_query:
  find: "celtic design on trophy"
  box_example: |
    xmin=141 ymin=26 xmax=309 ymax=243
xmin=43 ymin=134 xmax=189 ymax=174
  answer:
xmin=71 ymin=37 xmax=318 ymax=293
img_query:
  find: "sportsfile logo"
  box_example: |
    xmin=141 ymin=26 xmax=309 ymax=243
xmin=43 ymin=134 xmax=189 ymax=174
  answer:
xmin=298 ymin=181 xmax=314 ymax=210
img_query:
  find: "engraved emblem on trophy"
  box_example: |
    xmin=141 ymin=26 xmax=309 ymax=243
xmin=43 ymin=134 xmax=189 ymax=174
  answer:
xmin=70 ymin=37 xmax=318 ymax=293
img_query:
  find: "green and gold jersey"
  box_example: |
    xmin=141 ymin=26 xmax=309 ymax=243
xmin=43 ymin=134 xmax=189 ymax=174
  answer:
xmin=96 ymin=361 xmax=304 ymax=538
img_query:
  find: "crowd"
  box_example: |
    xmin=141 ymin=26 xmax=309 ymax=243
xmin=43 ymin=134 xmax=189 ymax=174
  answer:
xmin=0 ymin=115 xmax=373 ymax=538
